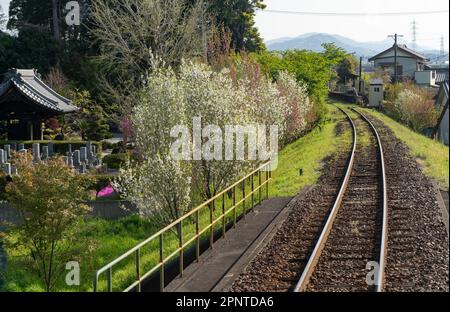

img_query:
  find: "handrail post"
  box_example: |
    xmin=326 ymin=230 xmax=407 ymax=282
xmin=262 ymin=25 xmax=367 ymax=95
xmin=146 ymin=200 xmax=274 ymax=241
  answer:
xmin=233 ymin=185 xmax=237 ymax=228
xmin=159 ymin=233 xmax=164 ymax=292
xmin=136 ymin=249 xmax=141 ymax=292
xmin=210 ymin=199 xmax=214 ymax=248
xmin=251 ymin=173 xmax=254 ymax=210
xmin=179 ymin=220 xmax=183 ymax=277
xmin=107 ymin=267 xmax=112 ymax=292
xmin=93 ymin=274 xmax=98 ymax=292
xmin=222 ymin=193 xmax=226 ymax=238
xmin=196 ymin=210 xmax=200 ymax=262
xmin=242 ymin=180 xmax=246 ymax=219
xmin=266 ymin=170 xmax=269 ymax=199
xmin=258 ymin=170 xmax=262 ymax=204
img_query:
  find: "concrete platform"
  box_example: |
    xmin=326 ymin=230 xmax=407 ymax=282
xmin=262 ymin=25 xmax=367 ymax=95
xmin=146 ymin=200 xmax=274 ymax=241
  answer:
xmin=165 ymin=187 xmax=313 ymax=292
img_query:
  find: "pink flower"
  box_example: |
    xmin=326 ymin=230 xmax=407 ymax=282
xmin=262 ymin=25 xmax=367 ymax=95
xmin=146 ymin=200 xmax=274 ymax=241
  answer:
xmin=97 ymin=184 xmax=116 ymax=198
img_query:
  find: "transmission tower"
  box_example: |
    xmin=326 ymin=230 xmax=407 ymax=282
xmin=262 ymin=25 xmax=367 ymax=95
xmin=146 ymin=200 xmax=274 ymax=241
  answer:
xmin=411 ymin=20 xmax=418 ymax=50
xmin=440 ymin=35 xmax=445 ymax=58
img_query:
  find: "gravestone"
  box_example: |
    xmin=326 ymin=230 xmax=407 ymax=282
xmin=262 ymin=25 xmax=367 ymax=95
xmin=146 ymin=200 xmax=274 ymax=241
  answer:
xmin=73 ymin=150 xmax=81 ymax=167
xmin=11 ymin=142 xmax=17 ymax=151
xmin=32 ymin=143 xmax=41 ymax=162
xmin=80 ymin=147 xmax=87 ymax=163
xmin=18 ymin=143 xmax=25 ymax=151
xmin=67 ymin=152 xmax=74 ymax=167
xmin=68 ymin=144 xmax=72 ymax=154
xmin=3 ymin=163 xmax=11 ymax=175
xmin=4 ymin=145 xmax=11 ymax=159
xmin=48 ymin=142 xmax=54 ymax=157
xmin=80 ymin=163 xmax=87 ymax=174
xmin=0 ymin=149 xmax=5 ymax=164
xmin=42 ymin=146 xmax=49 ymax=160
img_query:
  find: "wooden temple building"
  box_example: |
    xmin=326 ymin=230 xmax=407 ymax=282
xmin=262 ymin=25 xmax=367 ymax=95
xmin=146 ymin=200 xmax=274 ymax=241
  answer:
xmin=0 ymin=69 xmax=79 ymax=140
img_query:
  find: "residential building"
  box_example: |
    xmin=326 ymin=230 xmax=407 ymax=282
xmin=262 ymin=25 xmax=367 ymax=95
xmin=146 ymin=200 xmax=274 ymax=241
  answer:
xmin=368 ymin=44 xmax=429 ymax=81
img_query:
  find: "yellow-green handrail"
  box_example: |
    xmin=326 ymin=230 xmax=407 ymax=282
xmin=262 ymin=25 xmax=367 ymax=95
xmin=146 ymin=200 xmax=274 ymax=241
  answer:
xmin=93 ymin=161 xmax=272 ymax=292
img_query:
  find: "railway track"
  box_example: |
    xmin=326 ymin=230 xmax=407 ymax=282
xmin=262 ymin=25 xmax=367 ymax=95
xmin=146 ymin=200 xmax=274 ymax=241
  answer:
xmin=293 ymin=107 xmax=388 ymax=292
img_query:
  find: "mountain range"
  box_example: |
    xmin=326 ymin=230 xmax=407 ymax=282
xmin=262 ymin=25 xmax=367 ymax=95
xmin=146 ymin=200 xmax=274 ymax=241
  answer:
xmin=266 ymin=33 xmax=447 ymax=62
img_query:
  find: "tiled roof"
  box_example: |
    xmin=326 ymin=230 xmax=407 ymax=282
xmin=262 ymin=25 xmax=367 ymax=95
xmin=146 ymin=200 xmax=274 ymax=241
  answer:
xmin=0 ymin=69 xmax=79 ymax=114
xmin=368 ymin=44 xmax=429 ymax=62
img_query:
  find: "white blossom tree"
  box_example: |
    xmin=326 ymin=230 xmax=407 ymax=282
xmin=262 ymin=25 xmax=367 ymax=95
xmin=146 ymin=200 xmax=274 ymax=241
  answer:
xmin=179 ymin=61 xmax=251 ymax=201
xmin=114 ymin=68 xmax=192 ymax=228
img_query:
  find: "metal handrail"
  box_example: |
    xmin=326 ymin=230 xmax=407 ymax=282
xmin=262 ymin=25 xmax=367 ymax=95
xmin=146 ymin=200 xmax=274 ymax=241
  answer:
xmin=93 ymin=161 xmax=272 ymax=292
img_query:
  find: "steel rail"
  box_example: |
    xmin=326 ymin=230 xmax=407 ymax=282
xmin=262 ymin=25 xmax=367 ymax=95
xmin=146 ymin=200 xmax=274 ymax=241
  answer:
xmin=293 ymin=106 xmax=388 ymax=292
xmin=293 ymin=107 xmax=357 ymax=292
xmin=352 ymin=108 xmax=388 ymax=292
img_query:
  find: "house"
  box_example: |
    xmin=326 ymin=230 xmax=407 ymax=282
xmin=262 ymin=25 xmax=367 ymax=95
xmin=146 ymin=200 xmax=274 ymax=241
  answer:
xmin=368 ymin=44 xmax=429 ymax=81
xmin=434 ymin=81 xmax=449 ymax=145
xmin=0 ymin=69 xmax=79 ymax=140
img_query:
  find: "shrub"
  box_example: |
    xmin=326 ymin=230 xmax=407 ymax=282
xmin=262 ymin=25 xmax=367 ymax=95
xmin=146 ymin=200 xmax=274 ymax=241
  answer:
xmin=3 ymin=153 xmax=93 ymax=291
xmin=384 ymin=83 xmax=438 ymax=132
xmin=102 ymin=153 xmax=129 ymax=170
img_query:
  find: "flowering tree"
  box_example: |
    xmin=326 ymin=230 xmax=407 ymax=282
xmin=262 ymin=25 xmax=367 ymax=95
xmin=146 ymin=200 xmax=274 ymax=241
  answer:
xmin=179 ymin=61 xmax=250 ymax=201
xmin=391 ymin=89 xmax=438 ymax=132
xmin=276 ymin=71 xmax=312 ymax=144
xmin=114 ymin=69 xmax=192 ymax=228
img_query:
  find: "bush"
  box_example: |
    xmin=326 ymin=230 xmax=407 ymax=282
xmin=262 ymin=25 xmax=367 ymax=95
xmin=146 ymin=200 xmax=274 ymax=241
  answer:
xmin=102 ymin=153 xmax=129 ymax=170
xmin=87 ymin=174 xmax=114 ymax=192
xmin=384 ymin=83 xmax=438 ymax=132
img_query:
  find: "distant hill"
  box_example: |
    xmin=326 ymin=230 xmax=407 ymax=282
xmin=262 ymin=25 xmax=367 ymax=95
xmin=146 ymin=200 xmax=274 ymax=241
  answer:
xmin=266 ymin=33 xmax=444 ymax=60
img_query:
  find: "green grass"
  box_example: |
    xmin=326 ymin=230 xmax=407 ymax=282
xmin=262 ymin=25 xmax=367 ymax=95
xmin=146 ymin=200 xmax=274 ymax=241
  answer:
xmin=270 ymin=103 xmax=352 ymax=196
xmin=1 ymin=103 xmax=354 ymax=292
xmin=336 ymin=103 xmax=449 ymax=188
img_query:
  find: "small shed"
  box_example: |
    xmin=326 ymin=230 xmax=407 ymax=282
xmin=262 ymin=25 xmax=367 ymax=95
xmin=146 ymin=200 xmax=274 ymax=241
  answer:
xmin=0 ymin=69 xmax=79 ymax=140
xmin=368 ymin=78 xmax=384 ymax=108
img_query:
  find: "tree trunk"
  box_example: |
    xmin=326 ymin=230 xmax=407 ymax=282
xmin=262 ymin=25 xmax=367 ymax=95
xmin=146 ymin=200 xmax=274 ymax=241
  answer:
xmin=52 ymin=0 xmax=60 ymax=40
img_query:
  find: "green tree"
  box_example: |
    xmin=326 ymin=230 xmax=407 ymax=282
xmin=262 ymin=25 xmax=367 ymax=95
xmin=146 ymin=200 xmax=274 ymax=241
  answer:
xmin=69 ymin=90 xmax=111 ymax=141
xmin=206 ymin=0 xmax=266 ymax=52
xmin=336 ymin=54 xmax=358 ymax=84
xmin=4 ymin=153 xmax=92 ymax=292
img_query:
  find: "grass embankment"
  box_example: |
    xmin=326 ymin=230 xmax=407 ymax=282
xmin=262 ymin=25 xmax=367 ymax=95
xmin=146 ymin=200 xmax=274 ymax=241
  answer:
xmin=361 ymin=108 xmax=449 ymax=188
xmin=336 ymin=103 xmax=449 ymax=188
xmin=1 ymin=104 xmax=353 ymax=292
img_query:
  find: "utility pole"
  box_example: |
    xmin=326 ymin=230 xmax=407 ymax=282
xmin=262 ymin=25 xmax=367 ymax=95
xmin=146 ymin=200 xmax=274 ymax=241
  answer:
xmin=388 ymin=33 xmax=404 ymax=83
xmin=359 ymin=56 xmax=363 ymax=93
xmin=411 ymin=20 xmax=418 ymax=51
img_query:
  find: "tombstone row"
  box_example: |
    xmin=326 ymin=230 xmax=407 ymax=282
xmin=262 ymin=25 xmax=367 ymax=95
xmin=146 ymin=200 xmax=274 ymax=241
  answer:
xmin=1 ymin=142 xmax=102 ymax=175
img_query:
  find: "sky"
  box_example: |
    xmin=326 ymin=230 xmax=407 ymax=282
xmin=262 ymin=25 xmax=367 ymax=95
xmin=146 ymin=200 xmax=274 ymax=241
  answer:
xmin=1 ymin=0 xmax=449 ymax=50
xmin=255 ymin=0 xmax=449 ymax=50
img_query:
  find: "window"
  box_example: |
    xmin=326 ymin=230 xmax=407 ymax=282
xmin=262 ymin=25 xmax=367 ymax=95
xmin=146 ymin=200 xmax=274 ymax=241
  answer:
xmin=374 ymin=87 xmax=380 ymax=92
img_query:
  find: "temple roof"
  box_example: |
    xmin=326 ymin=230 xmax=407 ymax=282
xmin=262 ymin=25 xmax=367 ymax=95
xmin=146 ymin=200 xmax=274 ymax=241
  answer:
xmin=0 ymin=69 xmax=79 ymax=114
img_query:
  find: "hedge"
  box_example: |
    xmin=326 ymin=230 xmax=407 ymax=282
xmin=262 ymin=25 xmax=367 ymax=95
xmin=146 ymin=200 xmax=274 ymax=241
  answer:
xmin=0 ymin=140 xmax=102 ymax=156
xmin=102 ymin=153 xmax=129 ymax=170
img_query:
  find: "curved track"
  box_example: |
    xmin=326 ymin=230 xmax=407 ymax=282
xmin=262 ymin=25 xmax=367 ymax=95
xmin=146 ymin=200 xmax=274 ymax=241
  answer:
xmin=293 ymin=107 xmax=388 ymax=292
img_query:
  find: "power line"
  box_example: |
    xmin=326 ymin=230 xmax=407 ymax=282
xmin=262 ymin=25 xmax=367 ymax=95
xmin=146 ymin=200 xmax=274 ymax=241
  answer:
xmin=262 ymin=9 xmax=449 ymax=17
